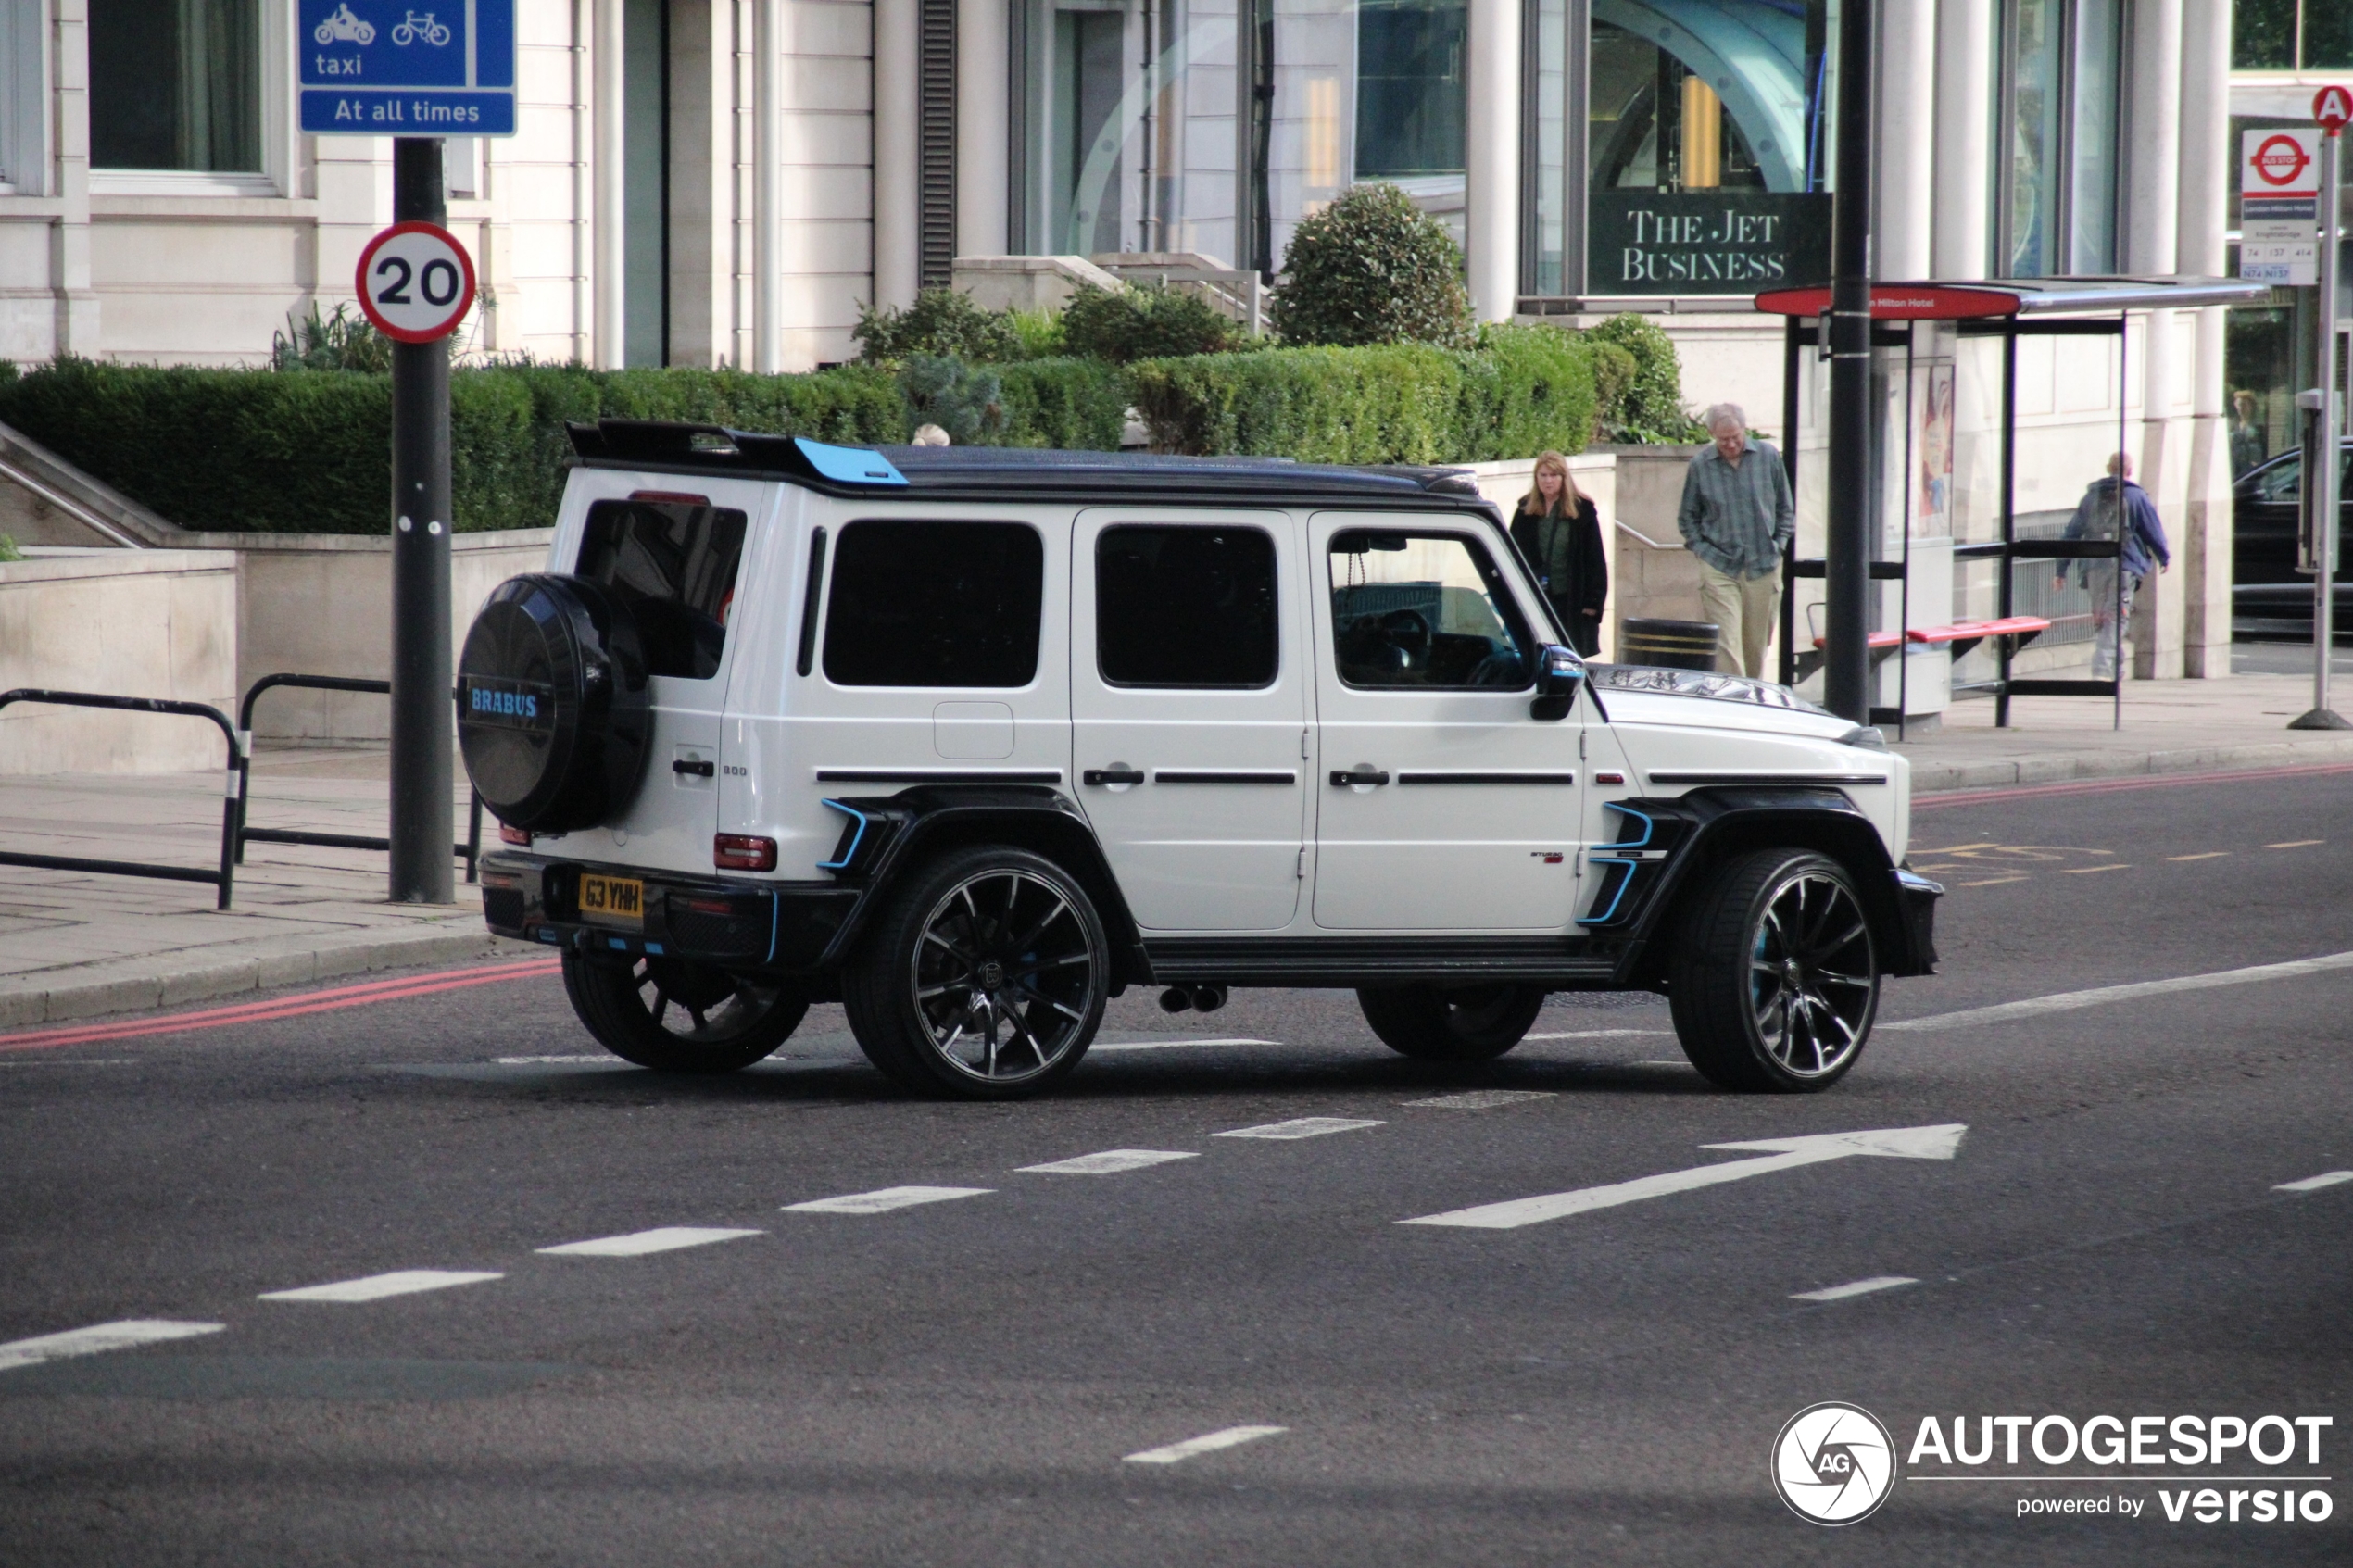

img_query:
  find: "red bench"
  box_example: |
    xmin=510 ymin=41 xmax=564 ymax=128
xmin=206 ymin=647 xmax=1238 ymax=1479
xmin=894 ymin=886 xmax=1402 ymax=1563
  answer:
xmin=1790 ymin=617 xmax=2050 ymax=684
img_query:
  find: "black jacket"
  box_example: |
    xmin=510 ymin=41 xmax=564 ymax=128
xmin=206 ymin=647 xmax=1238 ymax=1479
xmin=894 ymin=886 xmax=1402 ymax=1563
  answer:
xmin=1511 ymin=495 xmax=1607 ymax=653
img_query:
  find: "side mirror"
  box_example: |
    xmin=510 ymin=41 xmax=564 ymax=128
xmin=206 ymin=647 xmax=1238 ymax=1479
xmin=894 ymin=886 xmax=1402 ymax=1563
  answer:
xmin=1529 ymin=644 xmax=1584 ymax=721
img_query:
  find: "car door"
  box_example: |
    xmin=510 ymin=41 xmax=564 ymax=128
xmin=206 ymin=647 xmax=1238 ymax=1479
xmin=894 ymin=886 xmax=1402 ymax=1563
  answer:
xmin=1070 ymin=508 xmax=1308 ymax=931
xmin=1307 ymin=513 xmax=1592 ymax=932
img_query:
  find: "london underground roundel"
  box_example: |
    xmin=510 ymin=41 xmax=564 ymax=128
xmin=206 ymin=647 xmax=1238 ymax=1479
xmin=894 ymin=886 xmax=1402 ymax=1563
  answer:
xmin=355 ymin=221 xmax=478 ymax=344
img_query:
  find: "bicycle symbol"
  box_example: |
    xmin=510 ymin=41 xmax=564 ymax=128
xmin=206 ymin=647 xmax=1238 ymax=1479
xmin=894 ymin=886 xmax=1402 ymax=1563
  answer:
xmin=312 ymin=3 xmax=375 ymax=44
xmin=391 ymin=9 xmax=452 ymax=45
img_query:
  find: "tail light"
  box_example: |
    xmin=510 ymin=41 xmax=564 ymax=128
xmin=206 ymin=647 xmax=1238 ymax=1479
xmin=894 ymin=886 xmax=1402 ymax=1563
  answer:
xmin=498 ymin=822 xmax=532 ymax=847
xmin=714 ymin=834 xmax=778 ymax=872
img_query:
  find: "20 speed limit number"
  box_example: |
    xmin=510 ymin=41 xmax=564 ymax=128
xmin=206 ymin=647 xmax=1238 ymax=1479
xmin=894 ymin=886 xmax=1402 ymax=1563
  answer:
xmin=355 ymin=222 xmax=477 ymax=344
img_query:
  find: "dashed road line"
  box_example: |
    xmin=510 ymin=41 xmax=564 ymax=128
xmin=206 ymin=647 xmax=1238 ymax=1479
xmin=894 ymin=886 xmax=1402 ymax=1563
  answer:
xmin=1123 ymin=1425 xmax=1289 ymax=1464
xmin=1524 ymin=1029 xmax=1669 ymax=1040
xmin=2063 ymin=864 xmax=2131 ymax=874
xmin=2266 ymin=840 xmax=2325 ymax=849
xmin=1958 ymin=876 xmax=2030 ymax=887
xmin=1403 ymin=1090 xmax=1557 ymax=1110
xmin=1016 ymin=1149 xmax=1200 ymax=1175
xmin=258 ymin=1270 xmax=504 ymax=1303
xmin=1792 ymin=1275 xmax=1919 ymax=1303
xmin=497 ymin=1054 xmax=612 ymax=1064
xmin=1090 ymin=1037 xmax=1282 ymax=1053
xmin=1213 ymin=1117 xmax=1384 ymax=1141
xmin=0 ymin=1320 xmax=225 ymax=1374
xmin=782 ymin=1185 xmax=992 ymax=1214
xmin=2274 ymin=1171 xmax=2353 ymax=1194
xmin=2166 ymin=852 xmax=2230 ymax=861
xmin=1880 ymin=949 xmax=2353 ymax=1032
xmin=537 ymin=1227 xmax=764 ymax=1256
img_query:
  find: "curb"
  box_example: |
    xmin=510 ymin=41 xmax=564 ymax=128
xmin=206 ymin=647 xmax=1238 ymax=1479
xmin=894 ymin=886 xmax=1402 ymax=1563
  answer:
xmin=0 ymin=922 xmax=536 ymax=1030
xmin=1904 ymin=734 xmax=2353 ymax=795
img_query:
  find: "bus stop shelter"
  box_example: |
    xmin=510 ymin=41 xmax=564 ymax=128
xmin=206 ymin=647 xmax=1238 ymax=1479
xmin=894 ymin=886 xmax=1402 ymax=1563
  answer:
xmin=1752 ymin=277 xmax=2268 ymax=733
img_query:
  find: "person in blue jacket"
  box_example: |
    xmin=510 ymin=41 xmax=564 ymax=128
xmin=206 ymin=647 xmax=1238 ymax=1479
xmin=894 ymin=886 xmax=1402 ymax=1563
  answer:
xmin=2057 ymin=451 xmax=2169 ymax=681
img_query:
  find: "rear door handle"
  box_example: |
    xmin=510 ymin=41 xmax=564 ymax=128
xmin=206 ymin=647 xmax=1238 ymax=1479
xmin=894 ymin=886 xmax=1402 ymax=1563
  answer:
xmin=1083 ymin=768 xmax=1147 ymax=786
xmin=1329 ymin=768 xmax=1390 ymax=787
xmin=673 ymin=759 xmax=716 ymax=777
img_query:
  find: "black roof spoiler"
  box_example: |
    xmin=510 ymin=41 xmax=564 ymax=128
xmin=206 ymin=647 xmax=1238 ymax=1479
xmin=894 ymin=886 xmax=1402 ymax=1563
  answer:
xmin=565 ymin=421 xmax=907 ymax=485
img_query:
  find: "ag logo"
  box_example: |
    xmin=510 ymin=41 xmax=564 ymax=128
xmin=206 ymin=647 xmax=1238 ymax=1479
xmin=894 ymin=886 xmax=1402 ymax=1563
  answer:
xmin=1772 ymin=1402 xmax=1897 ymax=1524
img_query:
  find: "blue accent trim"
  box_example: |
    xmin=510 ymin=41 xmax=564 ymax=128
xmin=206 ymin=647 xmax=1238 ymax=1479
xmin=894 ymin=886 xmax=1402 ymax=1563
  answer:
xmin=816 ymin=797 xmax=870 ymax=872
xmin=1578 ymin=802 xmax=1658 ymax=927
xmin=766 ymin=892 xmax=781 ymax=966
xmin=535 ymin=929 xmax=560 ymax=943
xmin=644 ymin=943 xmax=663 ymax=956
xmin=794 ymin=437 xmax=908 ymax=486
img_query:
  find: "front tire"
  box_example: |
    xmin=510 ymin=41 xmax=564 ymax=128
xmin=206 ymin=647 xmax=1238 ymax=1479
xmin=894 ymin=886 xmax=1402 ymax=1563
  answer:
xmin=1667 ymin=848 xmax=1879 ymax=1092
xmin=561 ymin=952 xmax=808 ymax=1073
xmin=1357 ymin=984 xmax=1547 ymax=1062
xmin=843 ymin=846 xmax=1109 ymax=1099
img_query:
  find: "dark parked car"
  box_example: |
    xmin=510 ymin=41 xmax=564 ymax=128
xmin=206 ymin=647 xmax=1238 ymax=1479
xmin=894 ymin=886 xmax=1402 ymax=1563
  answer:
xmin=2234 ymin=438 xmax=2353 ymax=642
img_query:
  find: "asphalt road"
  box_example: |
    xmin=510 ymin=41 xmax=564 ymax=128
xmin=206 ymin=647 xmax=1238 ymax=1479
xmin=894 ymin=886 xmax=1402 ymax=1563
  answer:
xmin=3 ymin=767 xmax=2349 ymax=1565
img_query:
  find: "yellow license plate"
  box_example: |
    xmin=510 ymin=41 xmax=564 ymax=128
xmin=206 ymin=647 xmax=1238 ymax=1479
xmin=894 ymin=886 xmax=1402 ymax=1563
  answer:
xmin=577 ymin=872 xmax=645 ymax=928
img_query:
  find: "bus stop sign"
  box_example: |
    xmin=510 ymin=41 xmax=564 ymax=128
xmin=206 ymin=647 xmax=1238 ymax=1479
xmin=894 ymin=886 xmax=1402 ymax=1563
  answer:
xmin=298 ymin=0 xmax=518 ymax=135
xmin=2318 ymin=86 xmax=2353 ymax=135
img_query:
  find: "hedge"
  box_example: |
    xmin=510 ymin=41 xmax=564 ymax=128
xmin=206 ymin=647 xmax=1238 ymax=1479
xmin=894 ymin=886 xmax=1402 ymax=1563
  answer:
xmin=0 ymin=331 xmax=1592 ymax=533
xmin=1127 ymin=324 xmax=1598 ymax=465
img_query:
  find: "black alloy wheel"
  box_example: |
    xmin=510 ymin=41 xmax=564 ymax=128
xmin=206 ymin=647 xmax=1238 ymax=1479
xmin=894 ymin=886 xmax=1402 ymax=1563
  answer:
xmin=1668 ymin=847 xmax=1880 ymax=1092
xmin=844 ymin=846 xmax=1108 ymax=1098
xmin=561 ymin=951 xmax=809 ymax=1073
xmin=1357 ymin=983 xmax=1547 ymax=1062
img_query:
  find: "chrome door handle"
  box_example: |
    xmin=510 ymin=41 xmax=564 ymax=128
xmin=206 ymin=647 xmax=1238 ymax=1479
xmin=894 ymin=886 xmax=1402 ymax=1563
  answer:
xmin=1083 ymin=767 xmax=1147 ymax=786
xmin=1329 ymin=768 xmax=1390 ymax=787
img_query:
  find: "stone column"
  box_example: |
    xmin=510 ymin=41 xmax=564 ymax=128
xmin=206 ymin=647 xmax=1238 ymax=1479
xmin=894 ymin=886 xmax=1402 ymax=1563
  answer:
xmin=957 ymin=0 xmax=1009 ymax=257
xmin=1465 ymin=0 xmax=1520 ymax=320
xmin=874 ymin=0 xmax=922 ymax=309
xmin=1930 ymin=0 xmax=1992 ymax=279
xmin=2127 ymin=0 xmax=2185 ymax=679
xmin=2177 ymin=0 xmax=2233 ymax=677
xmin=753 ymin=0 xmax=783 ymax=371
xmin=49 ymin=0 xmax=99 ymax=355
xmin=592 ymin=0 xmax=626 ymax=367
xmin=1873 ymin=0 xmax=1936 ymax=280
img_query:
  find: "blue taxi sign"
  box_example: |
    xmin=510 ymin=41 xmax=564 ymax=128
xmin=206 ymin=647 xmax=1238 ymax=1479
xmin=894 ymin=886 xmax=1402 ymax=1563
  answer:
xmin=298 ymin=0 xmax=517 ymax=136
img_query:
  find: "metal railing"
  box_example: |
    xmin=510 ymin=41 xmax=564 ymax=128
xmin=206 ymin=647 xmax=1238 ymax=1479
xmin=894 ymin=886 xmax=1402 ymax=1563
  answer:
xmin=235 ymin=673 xmax=483 ymax=882
xmin=0 ymin=688 xmax=242 ymax=909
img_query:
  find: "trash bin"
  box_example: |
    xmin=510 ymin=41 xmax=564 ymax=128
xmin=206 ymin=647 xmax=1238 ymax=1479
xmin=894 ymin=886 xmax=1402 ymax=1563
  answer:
xmin=1619 ymin=617 xmax=1721 ymax=671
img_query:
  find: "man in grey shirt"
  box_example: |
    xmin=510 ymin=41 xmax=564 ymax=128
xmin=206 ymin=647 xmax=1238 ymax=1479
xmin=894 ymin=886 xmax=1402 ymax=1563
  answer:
xmin=1677 ymin=402 xmax=1793 ymax=677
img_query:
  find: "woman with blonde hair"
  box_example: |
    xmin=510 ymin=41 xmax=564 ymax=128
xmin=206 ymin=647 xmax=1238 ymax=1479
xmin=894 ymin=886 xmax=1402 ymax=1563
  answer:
xmin=1510 ymin=450 xmax=1607 ymax=656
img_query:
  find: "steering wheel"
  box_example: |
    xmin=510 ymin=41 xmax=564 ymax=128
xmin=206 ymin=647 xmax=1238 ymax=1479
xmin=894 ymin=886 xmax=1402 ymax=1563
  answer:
xmin=1378 ymin=608 xmax=1432 ymax=669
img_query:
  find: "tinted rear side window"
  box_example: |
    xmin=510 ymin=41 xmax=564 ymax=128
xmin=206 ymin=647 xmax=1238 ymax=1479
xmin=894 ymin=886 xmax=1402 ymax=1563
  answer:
xmin=576 ymin=499 xmax=748 ymax=679
xmin=1096 ymin=525 xmax=1279 ymax=687
xmin=824 ymin=520 xmax=1045 ymax=687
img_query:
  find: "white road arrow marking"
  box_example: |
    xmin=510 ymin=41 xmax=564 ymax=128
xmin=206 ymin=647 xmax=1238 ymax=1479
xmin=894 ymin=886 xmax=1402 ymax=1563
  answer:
xmin=1397 ymin=1123 xmax=1968 ymax=1230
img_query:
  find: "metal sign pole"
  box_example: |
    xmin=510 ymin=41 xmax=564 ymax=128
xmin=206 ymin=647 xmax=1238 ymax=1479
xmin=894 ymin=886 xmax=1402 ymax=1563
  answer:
xmin=387 ymin=138 xmax=457 ymax=900
xmin=1822 ymin=0 xmax=1875 ymax=723
xmin=2291 ymin=124 xmax=2347 ymax=731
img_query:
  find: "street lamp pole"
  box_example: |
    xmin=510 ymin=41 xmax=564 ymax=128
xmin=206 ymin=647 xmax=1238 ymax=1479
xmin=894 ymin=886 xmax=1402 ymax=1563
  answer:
xmin=1822 ymin=0 xmax=1875 ymax=723
xmin=2290 ymin=123 xmax=2347 ymax=731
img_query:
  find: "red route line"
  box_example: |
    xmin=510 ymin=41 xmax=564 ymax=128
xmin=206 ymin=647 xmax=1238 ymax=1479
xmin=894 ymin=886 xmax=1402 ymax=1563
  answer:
xmin=1916 ymin=761 xmax=2353 ymax=809
xmin=0 ymin=958 xmax=562 ymax=1054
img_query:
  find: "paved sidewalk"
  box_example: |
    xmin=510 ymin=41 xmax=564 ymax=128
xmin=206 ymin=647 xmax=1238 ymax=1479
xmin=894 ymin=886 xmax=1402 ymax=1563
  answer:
xmin=0 ymin=749 xmax=522 ymax=1029
xmin=2 ymin=671 xmax=2348 ymax=1027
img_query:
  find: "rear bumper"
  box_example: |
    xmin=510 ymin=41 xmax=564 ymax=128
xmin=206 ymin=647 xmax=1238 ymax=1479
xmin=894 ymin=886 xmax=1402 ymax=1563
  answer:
xmin=1890 ymin=867 xmax=1943 ymax=977
xmin=478 ymin=852 xmax=860 ymax=972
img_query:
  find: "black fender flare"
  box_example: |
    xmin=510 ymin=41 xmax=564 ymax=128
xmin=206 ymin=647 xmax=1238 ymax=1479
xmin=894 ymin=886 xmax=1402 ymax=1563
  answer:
xmin=810 ymin=784 xmax=1152 ymax=986
xmin=1593 ymin=787 xmax=1932 ymax=984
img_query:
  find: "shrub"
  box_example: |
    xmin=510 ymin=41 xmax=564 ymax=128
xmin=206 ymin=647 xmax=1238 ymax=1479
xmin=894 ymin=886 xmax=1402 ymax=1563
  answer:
xmin=1584 ymin=340 xmax=1638 ymax=438
xmin=0 ymin=533 xmax=21 ymax=562
xmin=271 ymin=301 xmax=393 ymax=373
xmin=900 ymin=355 xmax=1005 ymax=444
xmin=991 ymin=357 xmax=1129 ymax=449
xmin=1060 ymin=283 xmax=1235 ymax=363
xmin=1268 ymin=183 xmax=1473 ymax=349
xmin=853 ymin=287 xmax=1023 ymax=365
xmin=1585 ymin=312 xmax=1704 ymax=443
xmin=1007 ymin=308 xmax=1066 ymax=360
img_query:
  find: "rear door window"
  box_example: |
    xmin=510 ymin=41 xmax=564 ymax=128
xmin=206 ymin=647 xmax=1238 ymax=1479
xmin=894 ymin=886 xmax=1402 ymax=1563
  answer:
xmin=1096 ymin=524 xmax=1278 ymax=687
xmin=824 ymin=520 xmax=1045 ymax=687
xmin=576 ymin=498 xmax=747 ymax=679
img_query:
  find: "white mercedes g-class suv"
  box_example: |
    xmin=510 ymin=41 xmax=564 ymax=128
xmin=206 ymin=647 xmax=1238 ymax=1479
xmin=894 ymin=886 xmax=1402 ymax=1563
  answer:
xmin=461 ymin=423 xmax=1940 ymax=1099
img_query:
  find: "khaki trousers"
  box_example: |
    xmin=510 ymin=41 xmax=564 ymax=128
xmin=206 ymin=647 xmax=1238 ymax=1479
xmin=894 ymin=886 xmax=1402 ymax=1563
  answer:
xmin=1695 ymin=560 xmax=1782 ymax=678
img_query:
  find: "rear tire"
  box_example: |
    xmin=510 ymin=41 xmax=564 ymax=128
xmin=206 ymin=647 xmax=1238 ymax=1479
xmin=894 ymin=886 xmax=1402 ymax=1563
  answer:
xmin=1667 ymin=848 xmax=1879 ymax=1092
xmin=843 ymin=846 xmax=1108 ymax=1099
xmin=1356 ymin=984 xmax=1546 ymax=1062
xmin=562 ymin=952 xmax=808 ymax=1073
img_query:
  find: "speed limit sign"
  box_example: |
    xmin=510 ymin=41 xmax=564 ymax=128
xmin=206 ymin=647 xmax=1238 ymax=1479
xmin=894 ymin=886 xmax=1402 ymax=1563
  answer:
xmin=355 ymin=221 xmax=477 ymax=343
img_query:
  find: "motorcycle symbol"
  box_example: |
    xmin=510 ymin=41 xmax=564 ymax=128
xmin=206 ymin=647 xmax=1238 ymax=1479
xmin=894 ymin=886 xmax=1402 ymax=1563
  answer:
xmin=391 ymin=9 xmax=452 ymax=45
xmin=312 ymin=3 xmax=376 ymax=44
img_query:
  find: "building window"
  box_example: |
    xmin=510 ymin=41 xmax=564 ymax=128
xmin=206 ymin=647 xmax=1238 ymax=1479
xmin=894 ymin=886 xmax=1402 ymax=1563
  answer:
xmin=1999 ymin=0 xmax=2120 ymax=279
xmin=2233 ymin=0 xmax=2353 ymax=71
xmin=89 ymin=0 xmax=261 ymax=172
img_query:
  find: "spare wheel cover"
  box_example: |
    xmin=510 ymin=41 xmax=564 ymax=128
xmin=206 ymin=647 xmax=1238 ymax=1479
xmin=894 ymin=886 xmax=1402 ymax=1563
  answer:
xmin=458 ymin=573 xmax=652 ymax=833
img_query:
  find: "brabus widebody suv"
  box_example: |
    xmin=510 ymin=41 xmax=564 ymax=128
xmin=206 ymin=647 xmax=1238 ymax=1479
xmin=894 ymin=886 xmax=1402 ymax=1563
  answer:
xmin=460 ymin=423 xmax=1941 ymax=1099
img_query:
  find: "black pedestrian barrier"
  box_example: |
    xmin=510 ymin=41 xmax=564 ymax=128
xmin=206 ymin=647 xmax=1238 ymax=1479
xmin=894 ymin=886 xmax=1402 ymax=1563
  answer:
xmin=0 ymin=688 xmax=242 ymax=909
xmin=234 ymin=673 xmax=484 ymax=882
